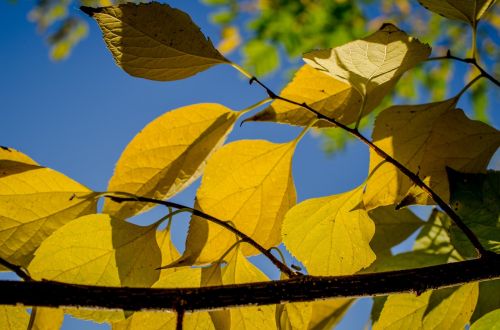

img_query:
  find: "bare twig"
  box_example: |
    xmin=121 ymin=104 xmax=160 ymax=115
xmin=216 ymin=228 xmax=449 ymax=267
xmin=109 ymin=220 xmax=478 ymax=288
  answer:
xmin=105 ymin=195 xmax=299 ymax=278
xmin=0 ymin=257 xmax=32 ymax=282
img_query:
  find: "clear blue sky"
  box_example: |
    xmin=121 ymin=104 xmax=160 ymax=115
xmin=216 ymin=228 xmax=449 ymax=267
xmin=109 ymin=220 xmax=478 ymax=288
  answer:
xmin=0 ymin=1 xmax=498 ymax=329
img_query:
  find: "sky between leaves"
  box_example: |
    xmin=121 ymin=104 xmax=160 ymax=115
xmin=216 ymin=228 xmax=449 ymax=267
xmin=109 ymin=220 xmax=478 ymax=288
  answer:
xmin=2 ymin=0 xmax=498 ymax=330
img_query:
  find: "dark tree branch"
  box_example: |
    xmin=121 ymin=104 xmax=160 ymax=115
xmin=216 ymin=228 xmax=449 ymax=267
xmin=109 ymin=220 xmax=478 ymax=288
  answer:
xmin=248 ymin=77 xmax=488 ymax=257
xmin=105 ymin=195 xmax=299 ymax=278
xmin=1 ymin=254 xmax=499 ymax=312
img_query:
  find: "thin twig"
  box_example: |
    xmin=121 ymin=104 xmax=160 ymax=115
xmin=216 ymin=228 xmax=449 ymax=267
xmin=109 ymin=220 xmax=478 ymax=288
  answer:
xmin=1 ymin=254 xmax=498 ymax=311
xmin=247 ymin=76 xmax=489 ymax=257
xmin=427 ymin=50 xmax=500 ymax=87
xmin=176 ymin=308 xmax=184 ymax=330
xmin=105 ymin=195 xmax=299 ymax=278
xmin=0 ymin=257 xmax=32 ymax=281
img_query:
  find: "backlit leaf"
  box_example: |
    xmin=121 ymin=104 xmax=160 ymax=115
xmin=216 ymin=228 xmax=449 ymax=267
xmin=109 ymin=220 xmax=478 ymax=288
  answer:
xmin=364 ymin=98 xmax=500 ymax=209
xmin=0 ymin=306 xmax=29 ymax=330
xmin=418 ymin=0 xmax=496 ymax=24
xmin=304 ymin=23 xmax=430 ymax=118
xmin=471 ymin=280 xmax=500 ymax=323
xmin=276 ymin=302 xmax=312 ymax=330
xmin=282 ymin=186 xmax=376 ymax=275
xmin=174 ymin=139 xmax=296 ymax=265
xmin=308 ymin=299 xmax=353 ymax=330
xmin=104 ymin=103 xmax=239 ymax=219
xmin=0 ymin=149 xmax=97 ymax=269
xmin=373 ymin=291 xmax=432 ymax=330
xmin=81 ymin=2 xmax=229 ymax=81
xmin=30 ymin=307 xmax=64 ymax=330
xmin=28 ymin=214 xmax=161 ymax=322
xmin=471 ymin=309 xmax=500 ymax=330
xmin=422 ymin=283 xmax=479 ymax=330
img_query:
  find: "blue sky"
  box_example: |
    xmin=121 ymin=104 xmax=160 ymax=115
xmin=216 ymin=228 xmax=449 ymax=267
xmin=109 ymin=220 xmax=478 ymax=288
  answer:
xmin=0 ymin=1 xmax=498 ymax=329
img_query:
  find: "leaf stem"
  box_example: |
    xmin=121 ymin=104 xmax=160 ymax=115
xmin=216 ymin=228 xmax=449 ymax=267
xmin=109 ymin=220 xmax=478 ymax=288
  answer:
xmin=427 ymin=51 xmax=500 ymax=87
xmin=239 ymin=97 xmax=272 ymax=115
xmin=104 ymin=194 xmax=299 ymax=278
xmin=246 ymin=76 xmax=489 ymax=257
xmin=455 ymin=74 xmax=483 ymax=99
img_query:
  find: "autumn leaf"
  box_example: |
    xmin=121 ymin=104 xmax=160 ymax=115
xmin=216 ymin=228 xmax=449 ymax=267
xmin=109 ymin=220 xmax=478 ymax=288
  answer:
xmin=304 ymin=23 xmax=430 ymax=119
xmin=373 ymin=291 xmax=432 ymax=330
xmin=276 ymin=302 xmax=312 ymax=330
xmin=472 ymin=280 xmax=500 ymax=323
xmin=217 ymin=25 xmax=241 ymax=55
xmin=364 ymin=97 xmax=500 ymax=209
xmin=471 ymin=309 xmax=500 ymax=330
xmin=0 ymin=306 xmax=29 ymax=330
xmin=81 ymin=2 xmax=229 ymax=81
xmin=28 ymin=214 xmax=161 ymax=322
xmin=104 ymin=103 xmax=239 ymax=219
xmin=0 ymin=149 xmax=97 ymax=269
xmin=282 ymin=186 xmax=376 ymax=276
xmin=173 ymin=139 xmax=296 ymax=265
xmin=418 ymin=0 xmax=496 ymax=25
xmin=30 ymin=308 xmax=64 ymax=330
xmin=307 ymin=299 xmax=353 ymax=330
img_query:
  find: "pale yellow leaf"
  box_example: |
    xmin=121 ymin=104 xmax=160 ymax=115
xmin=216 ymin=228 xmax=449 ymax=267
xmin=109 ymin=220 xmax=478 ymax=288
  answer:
xmin=0 ymin=306 xmax=29 ymax=330
xmin=364 ymin=98 xmax=500 ymax=209
xmin=104 ymin=103 xmax=239 ymax=219
xmin=221 ymin=249 xmax=276 ymax=330
xmin=418 ymin=0 xmax=496 ymax=24
xmin=471 ymin=309 xmax=500 ymax=330
xmin=308 ymin=299 xmax=353 ymax=330
xmin=0 ymin=150 xmax=97 ymax=269
xmin=282 ymin=186 xmax=376 ymax=276
xmin=374 ymin=291 xmax=432 ymax=330
xmin=276 ymin=302 xmax=312 ymax=330
xmin=174 ymin=139 xmax=296 ymax=265
xmin=423 ymin=283 xmax=479 ymax=330
xmin=30 ymin=307 xmax=64 ymax=330
xmin=304 ymin=23 xmax=430 ymax=117
xmin=28 ymin=214 xmax=161 ymax=322
xmin=156 ymin=227 xmax=180 ymax=268
xmin=217 ymin=26 xmax=241 ymax=55
xmin=82 ymin=3 xmax=229 ymax=81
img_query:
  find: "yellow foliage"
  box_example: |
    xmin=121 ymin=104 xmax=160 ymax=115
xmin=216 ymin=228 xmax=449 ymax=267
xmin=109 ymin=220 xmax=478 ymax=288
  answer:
xmin=30 ymin=307 xmax=64 ymax=330
xmin=217 ymin=26 xmax=241 ymax=55
xmin=0 ymin=306 xmax=29 ymax=330
xmin=104 ymin=103 xmax=239 ymax=219
xmin=418 ymin=0 xmax=496 ymax=24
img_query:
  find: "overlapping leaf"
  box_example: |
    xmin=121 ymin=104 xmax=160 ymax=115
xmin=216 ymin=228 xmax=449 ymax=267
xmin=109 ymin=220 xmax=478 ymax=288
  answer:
xmin=307 ymin=299 xmax=353 ymax=330
xmin=418 ymin=0 xmax=496 ymax=25
xmin=0 ymin=306 xmax=29 ymax=330
xmin=104 ymin=103 xmax=239 ymax=219
xmin=81 ymin=2 xmax=229 ymax=81
xmin=364 ymin=97 xmax=500 ymax=209
xmin=304 ymin=23 xmax=430 ymax=119
xmin=28 ymin=214 xmax=161 ymax=322
xmin=30 ymin=308 xmax=64 ymax=330
xmin=472 ymin=280 xmax=500 ymax=323
xmin=282 ymin=187 xmax=375 ymax=275
xmin=173 ymin=139 xmax=296 ymax=265
xmin=0 ymin=148 xmax=97 ymax=269
xmin=471 ymin=309 xmax=500 ymax=330
xmin=373 ymin=291 xmax=432 ymax=330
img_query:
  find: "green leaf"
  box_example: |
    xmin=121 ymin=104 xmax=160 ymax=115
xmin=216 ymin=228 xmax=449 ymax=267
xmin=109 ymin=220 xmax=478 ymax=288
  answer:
xmin=81 ymin=3 xmax=229 ymax=81
xmin=104 ymin=103 xmax=239 ymax=219
xmin=471 ymin=309 xmax=500 ymax=330
xmin=243 ymin=39 xmax=280 ymax=77
xmin=471 ymin=280 xmax=500 ymax=323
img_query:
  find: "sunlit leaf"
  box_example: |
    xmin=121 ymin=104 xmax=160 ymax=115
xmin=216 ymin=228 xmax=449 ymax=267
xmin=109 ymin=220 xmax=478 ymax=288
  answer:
xmin=308 ymin=299 xmax=353 ymax=330
xmin=422 ymin=283 xmax=479 ymax=330
xmin=30 ymin=307 xmax=64 ymax=330
xmin=173 ymin=139 xmax=296 ymax=265
xmin=276 ymin=302 xmax=312 ymax=330
xmin=304 ymin=23 xmax=430 ymax=118
xmin=81 ymin=2 xmax=229 ymax=81
xmin=28 ymin=214 xmax=161 ymax=322
xmin=471 ymin=309 xmax=500 ymax=330
xmin=0 ymin=150 xmax=98 ymax=269
xmin=418 ymin=0 xmax=496 ymax=24
xmin=373 ymin=291 xmax=432 ymax=330
xmin=364 ymin=97 xmax=500 ymax=209
xmin=0 ymin=306 xmax=29 ymax=330
xmin=447 ymin=169 xmax=500 ymax=257
xmin=104 ymin=103 xmax=239 ymax=219
xmin=283 ymin=186 xmax=375 ymax=275
xmin=471 ymin=280 xmax=500 ymax=323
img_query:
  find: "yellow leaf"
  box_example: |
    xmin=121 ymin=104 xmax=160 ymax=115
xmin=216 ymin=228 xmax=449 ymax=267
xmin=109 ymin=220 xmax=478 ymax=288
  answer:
xmin=113 ymin=267 xmax=215 ymax=330
xmin=81 ymin=3 xmax=229 ymax=81
xmin=282 ymin=187 xmax=376 ymax=276
xmin=423 ymin=283 xmax=479 ymax=330
xmin=30 ymin=307 xmax=64 ymax=330
xmin=304 ymin=23 xmax=430 ymax=118
xmin=364 ymin=98 xmax=500 ymax=209
xmin=276 ymin=302 xmax=312 ymax=330
xmin=221 ymin=249 xmax=276 ymax=330
xmin=217 ymin=26 xmax=241 ymax=55
xmin=0 ymin=306 xmax=29 ymax=330
xmin=174 ymin=139 xmax=296 ymax=265
xmin=418 ymin=0 xmax=496 ymax=24
xmin=373 ymin=291 xmax=432 ymax=330
xmin=0 ymin=150 xmax=97 ymax=269
xmin=308 ymin=299 xmax=353 ymax=330
xmin=28 ymin=214 xmax=161 ymax=322
xmin=156 ymin=227 xmax=180 ymax=268
xmin=104 ymin=103 xmax=239 ymax=219
xmin=246 ymin=65 xmax=361 ymax=127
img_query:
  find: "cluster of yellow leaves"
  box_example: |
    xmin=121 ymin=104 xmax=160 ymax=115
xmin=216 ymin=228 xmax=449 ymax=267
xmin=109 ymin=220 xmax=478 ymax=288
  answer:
xmin=1 ymin=1 xmax=499 ymax=329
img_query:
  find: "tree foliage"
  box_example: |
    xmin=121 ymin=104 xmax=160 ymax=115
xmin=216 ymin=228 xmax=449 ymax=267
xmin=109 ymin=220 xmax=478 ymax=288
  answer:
xmin=1 ymin=1 xmax=499 ymax=330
